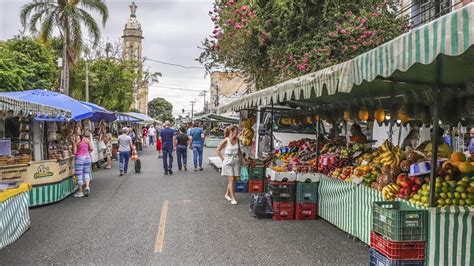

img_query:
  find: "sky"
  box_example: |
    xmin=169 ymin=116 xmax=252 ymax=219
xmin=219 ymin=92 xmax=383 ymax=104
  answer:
xmin=0 ymin=0 xmax=214 ymax=116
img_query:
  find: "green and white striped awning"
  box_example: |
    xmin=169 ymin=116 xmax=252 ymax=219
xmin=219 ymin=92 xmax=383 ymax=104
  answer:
xmin=218 ymin=3 xmax=474 ymax=113
xmin=0 ymin=95 xmax=70 ymax=117
xmin=193 ymin=113 xmax=239 ymax=124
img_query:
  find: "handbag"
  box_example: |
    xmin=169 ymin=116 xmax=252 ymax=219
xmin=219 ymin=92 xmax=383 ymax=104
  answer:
xmin=98 ymin=140 xmax=107 ymax=151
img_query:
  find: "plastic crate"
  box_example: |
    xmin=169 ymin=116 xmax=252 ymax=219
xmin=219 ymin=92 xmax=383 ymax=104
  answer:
xmin=370 ymin=231 xmax=426 ymax=260
xmin=296 ymin=182 xmax=318 ymax=203
xmin=373 ymin=201 xmax=427 ymax=242
xmin=268 ymin=181 xmax=296 ymax=202
xmin=249 ymin=167 xmax=265 ymax=180
xmin=234 ymin=180 xmax=248 ymax=193
xmin=370 ymin=248 xmax=424 ymax=266
xmin=248 ymin=180 xmax=264 ymax=193
xmin=272 ymin=202 xmax=294 ymax=221
xmin=295 ymin=202 xmax=317 ymax=220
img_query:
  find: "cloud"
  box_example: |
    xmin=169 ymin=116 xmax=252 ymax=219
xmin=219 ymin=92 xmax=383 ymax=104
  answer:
xmin=0 ymin=0 xmax=215 ymax=116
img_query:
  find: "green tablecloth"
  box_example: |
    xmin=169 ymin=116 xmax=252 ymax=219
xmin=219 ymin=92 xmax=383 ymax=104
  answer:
xmin=0 ymin=190 xmax=30 ymax=249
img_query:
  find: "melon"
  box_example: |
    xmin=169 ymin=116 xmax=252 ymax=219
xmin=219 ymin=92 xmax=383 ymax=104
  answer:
xmin=458 ymin=162 xmax=474 ymax=173
xmin=450 ymin=152 xmax=466 ymax=162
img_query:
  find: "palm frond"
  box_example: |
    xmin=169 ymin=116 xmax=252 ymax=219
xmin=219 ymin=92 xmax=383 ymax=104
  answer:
xmin=28 ymin=12 xmax=45 ymax=34
xmin=80 ymin=0 xmax=109 ymax=26
xmin=78 ymin=8 xmax=101 ymax=46
xmin=39 ymin=11 xmax=56 ymax=44
xmin=20 ymin=0 xmax=53 ymax=28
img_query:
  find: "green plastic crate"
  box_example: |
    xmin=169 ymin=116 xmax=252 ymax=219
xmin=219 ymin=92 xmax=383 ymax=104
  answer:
xmin=296 ymin=182 xmax=318 ymax=203
xmin=372 ymin=201 xmax=427 ymax=242
xmin=249 ymin=167 xmax=265 ymax=180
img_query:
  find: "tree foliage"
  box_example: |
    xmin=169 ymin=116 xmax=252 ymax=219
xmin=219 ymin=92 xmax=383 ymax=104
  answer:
xmin=148 ymin=97 xmax=174 ymax=123
xmin=69 ymin=58 xmax=140 ymax=112
xmin=198 ymin=0 xmax=409 ymax=90
xmin=0 ymin=37 xmax=59 ymax=91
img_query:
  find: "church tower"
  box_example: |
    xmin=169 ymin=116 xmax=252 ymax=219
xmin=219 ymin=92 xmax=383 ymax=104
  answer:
xmin=122 ymin=1 xmax=148 ymax=114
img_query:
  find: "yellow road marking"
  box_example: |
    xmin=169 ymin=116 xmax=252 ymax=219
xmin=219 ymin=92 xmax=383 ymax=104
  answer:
xmin=154 ymin=200 xmax=169 ymax=253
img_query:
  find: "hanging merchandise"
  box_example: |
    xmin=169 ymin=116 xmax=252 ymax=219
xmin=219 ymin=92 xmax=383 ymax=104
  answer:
xmin=374 ymin=108 xmax=385 ymax=125
xmin=359 ymin=107 xmax=369 ymax=121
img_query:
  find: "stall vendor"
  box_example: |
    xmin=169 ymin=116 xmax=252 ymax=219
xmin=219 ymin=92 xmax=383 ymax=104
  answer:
xmin=350 ymin=124 xmax=368 ymax=144
xmin=423 ymin=127 xmax=453 ymax=158
xmin=468 ymin=127 xmax=474 ymax=157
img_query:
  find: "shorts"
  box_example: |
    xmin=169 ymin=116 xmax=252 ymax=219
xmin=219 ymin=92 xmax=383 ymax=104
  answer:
xmin=221 ymin=156 xmax=240 ymax=177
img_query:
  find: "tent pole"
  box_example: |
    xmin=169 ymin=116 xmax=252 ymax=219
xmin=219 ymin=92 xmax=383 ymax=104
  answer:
xmin=270 ymin=99 xmax=274 ymax=152
xmin=315 ymin=116 xmax=320 ymax=171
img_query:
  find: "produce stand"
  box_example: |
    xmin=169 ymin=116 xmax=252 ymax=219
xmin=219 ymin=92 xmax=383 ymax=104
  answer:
xmin=0 ymin=183 xmax=32 ymax=249
xmin=218 ymin=4 xmax=474 ymax=265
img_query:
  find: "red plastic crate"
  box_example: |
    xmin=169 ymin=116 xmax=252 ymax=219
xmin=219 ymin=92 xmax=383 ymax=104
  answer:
xmin=272 ymin=202 xmax=294 ymax=221
xmin=248 ymin=180 xmax=264 ymax=193
xmin=370 ymin=231 xmax=426 ymax=261
xmin=295 ymin=202 xmax=317 ymax=220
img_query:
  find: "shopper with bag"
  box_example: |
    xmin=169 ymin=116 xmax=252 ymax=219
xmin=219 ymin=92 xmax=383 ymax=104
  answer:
xmin=216 ymin=125 xmax=244 ymax=205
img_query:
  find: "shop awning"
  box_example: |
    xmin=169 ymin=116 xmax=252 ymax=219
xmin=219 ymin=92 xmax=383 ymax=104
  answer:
xmin=0 ymin=89 xmax=93 ymax=121
xmin=0 ymin=95 xmax=70 ymax=119
xmin=218 ymin=3 xmax=474 ymax=113
xmin=116 ymin=113 xmax=142 ymax=123
xmin=193 ymin=113 xmax=239 ymax=124
xmin=80 ymin=101 xmax=117 ymax=122
xmin=124 ymin=112 xmax=156 ymax=123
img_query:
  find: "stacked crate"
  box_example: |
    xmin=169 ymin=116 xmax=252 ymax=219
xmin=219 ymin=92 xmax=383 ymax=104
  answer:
xmin=295 ymin=181 xmax=318 ymax=220
xmin=268 ymin=181 xmax=296 ymax=220
xmin=248 ymin=164 xmax=265 ymax=193
xmin=370 ymin=201 xmax=427 ymax=265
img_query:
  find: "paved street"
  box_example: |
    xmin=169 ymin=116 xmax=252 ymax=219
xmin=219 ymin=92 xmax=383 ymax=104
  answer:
xmin=0 ymin=147 xmax=368 ymax=265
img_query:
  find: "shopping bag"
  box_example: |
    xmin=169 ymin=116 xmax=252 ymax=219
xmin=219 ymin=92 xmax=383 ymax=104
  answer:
xmin=240 ymin=166 xmax=249 ymax=182
xmin=249 ymin=193 xmax=273 ymax=218
xmin=98 ymin=140 xmax=107 ymax=151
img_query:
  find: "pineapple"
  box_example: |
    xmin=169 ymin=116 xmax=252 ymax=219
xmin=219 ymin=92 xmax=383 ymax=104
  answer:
xmin=400 ymin=160 xmax=411 ymax=172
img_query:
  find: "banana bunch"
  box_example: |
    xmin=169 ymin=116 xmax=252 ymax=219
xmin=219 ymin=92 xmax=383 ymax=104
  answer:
xmin=241 ymin=119 xmax=255 ymax=146
xmin=379 ymin=141 xmax=402 ymax=168
xmin=382 ymin=183 xmax=400 ymax=201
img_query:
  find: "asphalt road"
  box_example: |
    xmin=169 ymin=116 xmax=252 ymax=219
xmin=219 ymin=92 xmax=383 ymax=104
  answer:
xmin=0 ymin=147 xmax=369 ymax=265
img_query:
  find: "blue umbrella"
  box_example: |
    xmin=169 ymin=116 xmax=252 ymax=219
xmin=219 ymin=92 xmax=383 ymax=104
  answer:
xmin=80 ymin=101 xmax=117 ymax=122
xmin=0 ymin=89 xmax=93 ymax=121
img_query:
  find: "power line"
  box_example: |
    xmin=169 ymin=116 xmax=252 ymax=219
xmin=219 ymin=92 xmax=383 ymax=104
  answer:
xmin=150 ymin=85 xmax=204 ymax=92
xmin=144 ymin=57 xmax=205 ymax=70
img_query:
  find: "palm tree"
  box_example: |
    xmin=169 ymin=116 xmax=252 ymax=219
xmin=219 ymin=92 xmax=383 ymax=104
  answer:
xmin=20 ymin=0 xmax=108 ymax=95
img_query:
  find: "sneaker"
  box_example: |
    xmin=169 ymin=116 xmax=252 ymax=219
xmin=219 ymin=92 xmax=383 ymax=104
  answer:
xmin=169 ymin=169 xmax=173 ymax=175
xmin=199 ymin=167 xmax=203 ymax=171
xmin=231 ymin=199 xmax=238 ymax=205
xmin=194 ymin=168 xmax=198 ymax=172
xmin=84 ymin=187 xmax=90 ymax=197
xmin=184 ymin=166 xmax=187 ymax=171
xmin=164 ymin=172 xmax=169 ymax=175
xmin=74 ymin=192 xmax=84 ymax=198
xmin=225 ymin=194 xmax=232 ymax=201
xmin=120 ymin=172 xmax=123 ymax=176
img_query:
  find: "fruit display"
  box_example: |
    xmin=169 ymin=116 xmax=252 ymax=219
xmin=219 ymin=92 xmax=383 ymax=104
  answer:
xmin=272 ymin=139 xmax=319 ymax=173
xmin=241 ymin=118 xmax=255 ymax=146
xmin=410 ymin=176 xmax=474 ymax=207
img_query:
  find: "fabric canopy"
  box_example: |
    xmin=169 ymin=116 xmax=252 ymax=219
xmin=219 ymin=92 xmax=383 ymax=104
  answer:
xmin=0 ymin=89 xmax=93 ymax=121
xmin=124 ymin=112 xmax=156 ymax=123
xmin=193 ymin=113 xmax=239 ymax=124
xmin=116 ymin=113 xmax=142 ymax=123
xmin=80 ymin=101 xmax=117 ymax=122
xmin=218 ymin=3 xmax=474 ymax=113
xmin=0 ymin=95 xmax=70 ymax=118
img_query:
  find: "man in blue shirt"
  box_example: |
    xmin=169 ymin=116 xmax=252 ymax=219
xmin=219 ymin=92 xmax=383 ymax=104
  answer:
xmin=189 ymin=122 xmax=205 ymax=171
xmin=160 ymin=121 xmax=176 ymax=175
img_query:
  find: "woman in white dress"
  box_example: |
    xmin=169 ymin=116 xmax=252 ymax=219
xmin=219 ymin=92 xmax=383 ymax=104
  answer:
xmin=216 ymin=125 xmax=243 ymax=205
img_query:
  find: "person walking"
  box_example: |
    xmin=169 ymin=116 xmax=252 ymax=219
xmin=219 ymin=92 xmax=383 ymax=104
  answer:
xmin=216 ymin=125 xmax=242 ymax=205
xmin=189 ymin=122 xmax=205 ymax=171
xmin=142 ymin=126 xmax=148 ymax=147
xmin=148 ymin=124 xmax=156 ymax=146
xmin=73 ymin=133 xmax=93 ymax=198
xmin=156 ymin=122 xmax=163 ymax=158
xmin=103 ymin=127 xmax=113 ymax=169
xmin=118 ymin=127 xmax=133 ymax=176
xmin=175 ymin=126 xmax=191 ymax=171
xmin=160 ymin=121 xmax=176 ymax=175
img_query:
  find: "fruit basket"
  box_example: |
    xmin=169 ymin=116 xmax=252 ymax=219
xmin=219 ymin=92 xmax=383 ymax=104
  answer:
xmin=372 ymin=201 xmax=427 ymax=242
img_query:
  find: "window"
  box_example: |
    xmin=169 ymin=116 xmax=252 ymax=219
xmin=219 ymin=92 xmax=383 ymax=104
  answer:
xmin=413 ymin=0 xmax=452 ymax=27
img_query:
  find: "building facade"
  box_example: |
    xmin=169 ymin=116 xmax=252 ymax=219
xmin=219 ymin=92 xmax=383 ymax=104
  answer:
xmin=208 ymin=71 xmax=254 ymax=113
xmin=122 ymin=1 xmax=148 ymax=114
xmin=399 ymin=0 xmax=472 ymax=28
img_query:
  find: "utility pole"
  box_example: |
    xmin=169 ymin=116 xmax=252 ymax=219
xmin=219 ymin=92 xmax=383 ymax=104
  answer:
xmin=190 ymin=100 xmax=196 ymax=121
xmin=85 ymin=60 xmax=90 ymax=102
xmin=199 ymin=90 xmax=208 ymax=113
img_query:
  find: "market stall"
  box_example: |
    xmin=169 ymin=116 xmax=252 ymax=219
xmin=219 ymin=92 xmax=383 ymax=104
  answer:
xmin=218 ymin=3 xmax=474 ymax=265
xmin=193 ymin=113 xmax=238 ymax=148
xmin=0 ymin=94 xmax=70 ymax=249
xmin=0 ymin=89 xmax=94 ymax=207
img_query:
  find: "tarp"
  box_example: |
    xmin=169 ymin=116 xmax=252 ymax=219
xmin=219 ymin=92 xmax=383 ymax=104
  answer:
xmin=124 ymin=112 xmax=156 ymax=123
xmin=0 ymin=95 xmax=70 ymax=119
xmin=218 ymin=3 xmax=474 ymax=113
xmin=116 ymin=113 xmax=142 ymax=123
xmin=80 ymin=101 xmax=116 ymax=122
xmin=0 ymin=89 xmax=93 ymax=121
xmin=193 ymin=113 xmax=238 ymax=124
